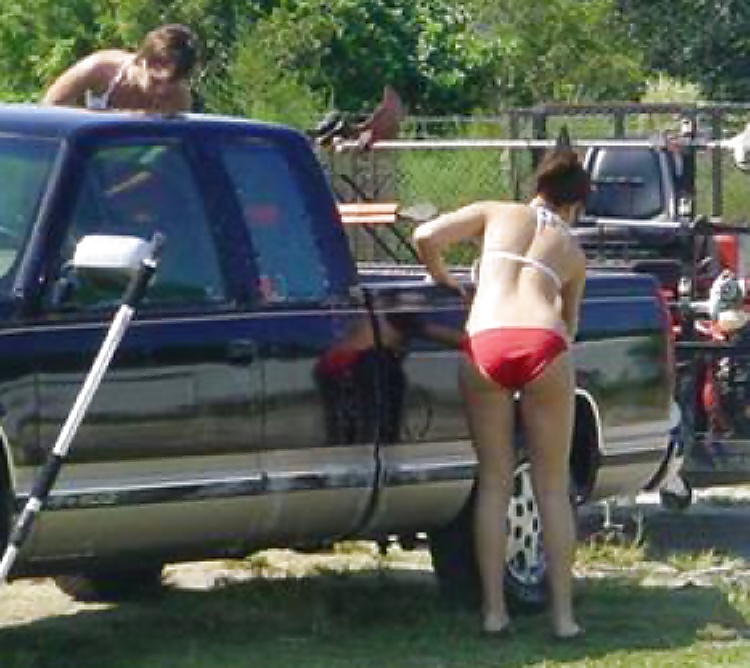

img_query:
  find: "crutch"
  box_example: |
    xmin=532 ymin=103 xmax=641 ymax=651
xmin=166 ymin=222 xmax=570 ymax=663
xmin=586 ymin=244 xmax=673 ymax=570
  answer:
xmin=0 ymin=234 xmax=164 ymax=588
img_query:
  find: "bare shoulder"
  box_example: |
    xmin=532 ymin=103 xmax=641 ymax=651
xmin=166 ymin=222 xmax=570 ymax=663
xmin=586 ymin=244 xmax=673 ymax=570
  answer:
xmin=91 ymin=49 xmax=132 ymax=63
xmin=482 ymin=201 xmax=535 ymax=229
xmin=481 ymin=200 xmax=529 ymax=220
xmin=78 ymin=50 xmax=131 ymax=78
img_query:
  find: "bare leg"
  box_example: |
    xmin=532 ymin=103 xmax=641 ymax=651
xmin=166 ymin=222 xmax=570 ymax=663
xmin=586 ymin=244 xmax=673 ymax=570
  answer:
xmin=520 ymin=351 xmax=581 ymax=638
xmin=459 ymin=357 xmax=515 ymax=633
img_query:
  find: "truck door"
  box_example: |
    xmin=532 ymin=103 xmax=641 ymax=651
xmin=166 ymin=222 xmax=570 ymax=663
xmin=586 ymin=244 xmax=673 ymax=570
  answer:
xmin=29 ymin=138 xmax=265 ymax=559
xmin=216 ymin=137 xmax=379 ymax=545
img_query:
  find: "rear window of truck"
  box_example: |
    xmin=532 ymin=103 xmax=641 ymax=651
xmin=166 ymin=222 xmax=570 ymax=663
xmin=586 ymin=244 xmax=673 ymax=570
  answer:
xmin=217 ymin=139 xmax=329 ymax=304
xmin=586 ymin=148 xmax=665 ymax=219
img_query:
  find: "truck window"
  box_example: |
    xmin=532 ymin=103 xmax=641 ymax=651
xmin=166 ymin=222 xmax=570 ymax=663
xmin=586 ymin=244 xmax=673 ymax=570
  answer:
xmin=218 ymin=140 xmax=329 ymax=304
xmin=0 ymin=136 xmax=59 ymax=287
xmin=64 ymin=140 xmax=227 ymax=308
xmin=586 ymin=148 xmax=665 ymax=219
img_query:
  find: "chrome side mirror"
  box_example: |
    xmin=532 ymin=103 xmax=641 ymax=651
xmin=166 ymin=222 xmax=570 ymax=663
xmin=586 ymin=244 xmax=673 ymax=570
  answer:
xmin=71 ymin=234 xmax=159 ymax=285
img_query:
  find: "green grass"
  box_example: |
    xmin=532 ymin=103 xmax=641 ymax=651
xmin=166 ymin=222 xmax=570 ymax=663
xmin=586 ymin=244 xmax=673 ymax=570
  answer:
xmin=2 ymin=542 xmax=750 ymax=668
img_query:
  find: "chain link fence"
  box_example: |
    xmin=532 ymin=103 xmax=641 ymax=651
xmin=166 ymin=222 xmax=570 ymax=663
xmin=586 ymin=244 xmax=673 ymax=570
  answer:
xmin=318 ymin=103 xmax=750 ymax=264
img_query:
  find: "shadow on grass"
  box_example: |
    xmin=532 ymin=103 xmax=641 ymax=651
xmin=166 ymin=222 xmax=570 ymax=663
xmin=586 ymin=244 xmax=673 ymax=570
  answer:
xmin=1 ymin=567 xmax=748 ymax=668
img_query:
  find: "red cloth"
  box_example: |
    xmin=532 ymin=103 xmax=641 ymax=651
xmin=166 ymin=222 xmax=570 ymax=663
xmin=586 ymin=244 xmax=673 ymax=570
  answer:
xmin=463 ymin=328 xmax=568 ymax=390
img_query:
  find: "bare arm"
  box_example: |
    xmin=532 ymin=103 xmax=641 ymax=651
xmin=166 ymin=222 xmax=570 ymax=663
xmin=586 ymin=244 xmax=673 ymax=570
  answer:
xmin=412 ymin=202 xmax=490 ymax=290
xmin=560 ymin=255 xmax=587 ymax=341
xmin=42 ymin=54 xmax=102 ymax=106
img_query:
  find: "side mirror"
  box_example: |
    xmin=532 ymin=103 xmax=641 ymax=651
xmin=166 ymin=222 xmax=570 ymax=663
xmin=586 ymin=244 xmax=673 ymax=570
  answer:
xmin=50 ymin=234 xmax=163 ymax=310
xmin=71 ymin=234 xmax=159 ymax=287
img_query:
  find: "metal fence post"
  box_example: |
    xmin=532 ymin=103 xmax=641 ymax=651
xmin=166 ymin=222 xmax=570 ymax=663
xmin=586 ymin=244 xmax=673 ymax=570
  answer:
xmin=711 ymin=109 xmax=723 ymax=219
xmin=531 ymin=110 xmax=547 ymax=171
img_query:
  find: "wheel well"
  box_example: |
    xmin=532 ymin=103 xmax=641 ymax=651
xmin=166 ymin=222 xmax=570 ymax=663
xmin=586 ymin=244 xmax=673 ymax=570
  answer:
xmin=570 ymin=391 xmax=601 ymax=502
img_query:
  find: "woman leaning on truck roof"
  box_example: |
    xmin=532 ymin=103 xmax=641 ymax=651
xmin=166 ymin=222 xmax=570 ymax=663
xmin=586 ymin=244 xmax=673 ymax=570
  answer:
xmin=41 ymin=24 xmax=198 ymax=114
xmin=413 ymin=149 xmax=589 ymax=641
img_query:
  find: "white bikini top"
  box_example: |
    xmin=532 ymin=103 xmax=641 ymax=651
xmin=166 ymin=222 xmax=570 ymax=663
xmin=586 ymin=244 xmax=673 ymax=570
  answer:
xmin=85 ymin=59 xmax=132 ymax=110
xmin=482 ymin=204 xmax=566 ymax=290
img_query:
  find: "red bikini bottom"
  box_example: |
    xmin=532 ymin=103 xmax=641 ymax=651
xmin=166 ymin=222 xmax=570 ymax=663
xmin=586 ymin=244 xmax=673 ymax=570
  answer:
xmin=463 ymin=328 xmax=568 ymax=390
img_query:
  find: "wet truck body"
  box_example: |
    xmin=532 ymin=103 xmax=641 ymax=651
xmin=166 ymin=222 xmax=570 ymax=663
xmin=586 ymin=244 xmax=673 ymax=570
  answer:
xmin=0 ymin=105 xmax=674 ymax=606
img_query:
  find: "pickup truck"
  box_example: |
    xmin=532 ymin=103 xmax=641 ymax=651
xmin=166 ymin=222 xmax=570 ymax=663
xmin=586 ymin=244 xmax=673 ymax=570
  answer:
xmin=575 ymin=113 xmax=750 ymax=495
xmin=0 ymin=105 xmax=676 ymax=610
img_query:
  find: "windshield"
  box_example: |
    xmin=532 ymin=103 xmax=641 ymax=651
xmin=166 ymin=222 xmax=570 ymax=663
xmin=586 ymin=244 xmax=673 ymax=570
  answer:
xmin=0 ymin=136 xmax=60 ymax=287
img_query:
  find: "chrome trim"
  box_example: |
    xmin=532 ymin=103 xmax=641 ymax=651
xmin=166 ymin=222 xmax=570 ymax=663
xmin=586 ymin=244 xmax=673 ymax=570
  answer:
xmin=21 ymin=457 xmax=479 ymax=512
xmin=382 ymin=461 xmax=476 ymax=486
xmin=575 ymin=388 xmax=603 ymax=455
xmin=21 ymin=469 xmax=374 ymax=512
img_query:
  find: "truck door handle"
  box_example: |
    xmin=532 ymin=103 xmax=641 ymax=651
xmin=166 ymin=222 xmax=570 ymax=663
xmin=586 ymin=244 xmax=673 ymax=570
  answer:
xmin=227 ymin=339 xmax=257 ymax=364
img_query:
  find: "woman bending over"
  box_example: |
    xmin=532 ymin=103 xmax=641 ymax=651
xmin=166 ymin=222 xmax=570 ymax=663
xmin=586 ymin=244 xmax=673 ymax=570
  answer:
xmin=413 ymin=149 xmax=589 ymax=640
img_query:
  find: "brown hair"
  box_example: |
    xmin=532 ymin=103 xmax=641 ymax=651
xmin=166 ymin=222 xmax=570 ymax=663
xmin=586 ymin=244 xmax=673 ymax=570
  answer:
xmin=534 ymin=149 xmax=590 ymax=206
xmin=136 ymin=24 xmax=199 ymax=81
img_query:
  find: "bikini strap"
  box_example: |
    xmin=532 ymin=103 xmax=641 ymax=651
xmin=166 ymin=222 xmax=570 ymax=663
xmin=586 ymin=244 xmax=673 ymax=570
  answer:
xmin=100 ymin=58 xmax=132 ymax=107
xmin=483 ymin=249 xmax=563 ymax=290
xmin=532 ymin=201 xmax=570 ymax=237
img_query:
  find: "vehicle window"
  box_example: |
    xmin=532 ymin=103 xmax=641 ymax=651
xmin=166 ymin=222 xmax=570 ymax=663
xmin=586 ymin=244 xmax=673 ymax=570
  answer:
xmin=0 ymin=136 xmax=59 ymax=287
xmin=218 ymin=139 xmax=329 ymax=304
xmin=586 ymin=149 xmax=665 ymax=219
xmin=63 ymin=140 xmax=226 ymax=308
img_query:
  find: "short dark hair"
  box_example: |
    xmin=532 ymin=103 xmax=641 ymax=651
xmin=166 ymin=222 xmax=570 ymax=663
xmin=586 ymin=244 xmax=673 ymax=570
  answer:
xmin=137 ymin=24 xmax=199 ymax=81
xmin=534 ymin=149 xmax=590 ymax=206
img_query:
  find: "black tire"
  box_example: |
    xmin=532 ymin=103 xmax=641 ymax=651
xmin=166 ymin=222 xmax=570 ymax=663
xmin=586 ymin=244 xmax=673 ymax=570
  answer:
xmin=429 ymin=461 xmax=573 ymax=614
xmin=55 ymin=565 xmax=164 ymax=602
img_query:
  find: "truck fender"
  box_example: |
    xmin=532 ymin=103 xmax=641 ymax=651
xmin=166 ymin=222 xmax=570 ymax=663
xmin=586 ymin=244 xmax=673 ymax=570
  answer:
xmin=570 ymin=389 xmax=603 ymax=502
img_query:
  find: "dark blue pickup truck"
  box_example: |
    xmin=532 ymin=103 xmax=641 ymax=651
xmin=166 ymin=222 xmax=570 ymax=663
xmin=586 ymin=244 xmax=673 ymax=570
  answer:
xmin=0 ymin=105 xmax=676 ymax=608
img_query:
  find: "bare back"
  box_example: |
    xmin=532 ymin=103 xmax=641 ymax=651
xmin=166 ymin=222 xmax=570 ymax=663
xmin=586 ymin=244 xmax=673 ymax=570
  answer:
xmin=467 ymin=201 xmax=585 ymax=337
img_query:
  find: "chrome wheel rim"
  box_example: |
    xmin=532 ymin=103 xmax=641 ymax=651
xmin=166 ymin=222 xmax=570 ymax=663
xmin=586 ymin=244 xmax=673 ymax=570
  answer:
xmin=505 ymin=462 xmax=545 ymax=586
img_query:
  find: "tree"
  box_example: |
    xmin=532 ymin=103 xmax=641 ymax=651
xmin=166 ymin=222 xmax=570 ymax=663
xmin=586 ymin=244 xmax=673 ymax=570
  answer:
xmin=210 ymin=0 xmax=507 ymax=117
xmin=0 ymin=1 xmax=104 ymax=101
xmin=618 ymin=0 xmax=750 ymax=100
xmin=465 ymin=0 xmax=646 ymax=104
xmin=0 ymin=0 xmax=647 ymax=115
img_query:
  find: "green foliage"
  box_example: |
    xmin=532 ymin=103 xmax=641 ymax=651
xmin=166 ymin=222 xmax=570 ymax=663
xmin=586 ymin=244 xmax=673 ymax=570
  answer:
xmin=466 ymin=0 xmax=646 ymax=105
xmin=0 ymin=0 xmax=669 ymax=116
xmin=640 ymin=74 xmax=702 ymax=104
xmin=0 ymin=1 xmax=103 ymax=101
xmin=619 ymin=0 xmax=750 ymax=100
xmin=205 ymin=26 xmax=325 ymax=128
xmin=223 ymin=0 xmax=504 ymax=115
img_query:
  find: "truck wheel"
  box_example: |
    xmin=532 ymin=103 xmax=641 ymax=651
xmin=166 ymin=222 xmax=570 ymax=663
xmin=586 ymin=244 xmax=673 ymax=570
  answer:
xmin=55 ymin=565 xmax=164 ymax=602
xmin=504 ymin=461 xmax=547 ymax=612
xmin=428 ymin=461 xmax=571 ymax=614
